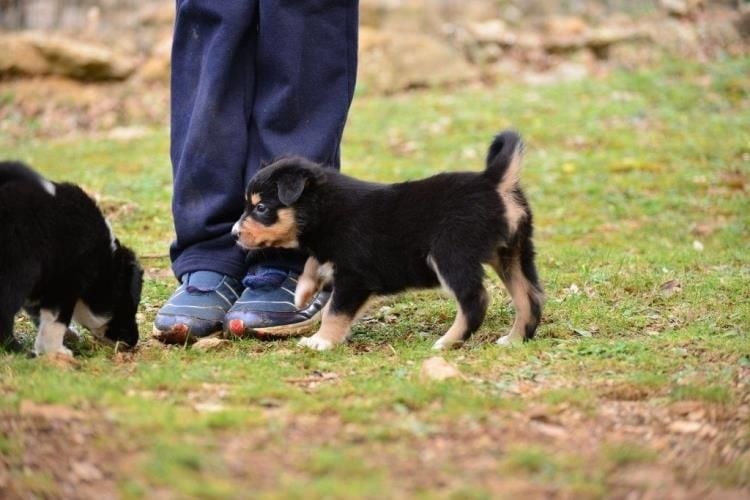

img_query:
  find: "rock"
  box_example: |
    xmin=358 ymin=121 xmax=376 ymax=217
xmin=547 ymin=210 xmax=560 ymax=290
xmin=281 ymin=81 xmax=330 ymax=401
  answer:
xmin=71 ymin=462 xmax=103 ymax=483
xmin=137 ymin=4 xmax=175 ymax=27
xmin=659 ymin=0 xmax=705 ymax=17
xmin=420 ymin=356 xmax=462 ymax=382
xmin=0 ymin=32 xmax=136 ymax=81
xmin=359 ymin=27 xmax=479 ymax=94
xmin=192 ymin=337 xmax=231 ymax=351
xmin=0 ymin=33 xmax=50 ymax=77
xmin=586 ymin=26 xmax=649 ymax=57
xmin=138 ymin=55 xmax=170 ymax=83
xmin=660 ymin=0 xmax=689 ymax=17
xmin=668 ymin=420 xmax=702 ymax=434
xmin=543 ymin=16 xmax=589 ymax=37
xmin=466 ymin=19 xmax=515 ymax=46
xmin=359 ymin=0 xmax=390 ymax=28
xmin=646 ymin=18 xmax=702 ymax=58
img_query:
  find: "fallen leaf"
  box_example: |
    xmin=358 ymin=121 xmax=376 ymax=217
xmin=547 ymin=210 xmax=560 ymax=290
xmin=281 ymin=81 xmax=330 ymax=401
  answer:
xmin=573 ymin=328 xmax=592 ymax=337
xmin=113 ymin=352 xmax=136 ymax=364
xmin=20 ymin=401 xmax=85 ymax=421
xmin=692 ymin=240 xmax=704 ymax=252
xmin=719 ymin=170 xmax=746 ymax=190
xmin=192 ymin=337 xmax=231 ymax=351
xmin=284 ymin=371 xmax=340 ymax=388
xmin=659 ymin=279 xmax=682 ymax=297
xmin=691 ymin=222 xmax=719 ymax=237
xmin=420 ymin=356 xmax=462 ymax=382
xmin=71 ymin=461 xmax=103 ymax=482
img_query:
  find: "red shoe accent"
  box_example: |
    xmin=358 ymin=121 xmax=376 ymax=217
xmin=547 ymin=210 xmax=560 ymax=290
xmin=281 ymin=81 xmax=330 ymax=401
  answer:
xmin=228 ymin=319 xmax=245 ymax=336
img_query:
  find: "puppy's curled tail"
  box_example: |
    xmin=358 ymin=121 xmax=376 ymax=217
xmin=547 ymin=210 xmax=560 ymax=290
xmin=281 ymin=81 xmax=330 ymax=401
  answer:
xmin=0 ymin=161 xmax=56 ymax=196
xmin=483 ymin=130 xmax=524 ymax=194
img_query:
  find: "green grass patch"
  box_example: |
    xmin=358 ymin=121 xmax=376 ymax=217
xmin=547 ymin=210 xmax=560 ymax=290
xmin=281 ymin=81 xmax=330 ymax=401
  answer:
xmin=1 ymin=56 xmax=749 ymax=497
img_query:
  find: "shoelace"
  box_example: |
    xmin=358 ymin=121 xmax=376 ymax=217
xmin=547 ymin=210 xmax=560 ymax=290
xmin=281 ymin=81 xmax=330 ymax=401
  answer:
xmin=242 ymin=269 xmax=288 ymax=289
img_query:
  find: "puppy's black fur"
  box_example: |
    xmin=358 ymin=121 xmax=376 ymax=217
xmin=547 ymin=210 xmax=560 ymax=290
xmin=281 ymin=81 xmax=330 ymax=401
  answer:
xmin=0 ymin=161 xmax=143 ymax=354
xmin=235 ymin=131 xmax=543 ymax=349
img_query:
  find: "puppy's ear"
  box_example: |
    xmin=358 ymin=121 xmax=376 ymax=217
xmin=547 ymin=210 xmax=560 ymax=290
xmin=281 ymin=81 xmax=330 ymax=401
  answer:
xmin=277 ymin=174 xmax=307 ymax=206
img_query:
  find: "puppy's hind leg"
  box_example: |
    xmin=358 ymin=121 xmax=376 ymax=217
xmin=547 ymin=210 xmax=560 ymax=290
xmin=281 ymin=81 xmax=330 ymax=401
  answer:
xmin=0 ymin=275 xmax=34 ymax=352
xmin=491 ymin=236 xmax=544 ymax=346
xmin=428 ymin=254 xmax=488 ymax=350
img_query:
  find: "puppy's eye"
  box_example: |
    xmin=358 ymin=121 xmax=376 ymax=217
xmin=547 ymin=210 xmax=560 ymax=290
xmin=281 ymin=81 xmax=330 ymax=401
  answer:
xmin=254 ymin=203 xmax=269 ymax=215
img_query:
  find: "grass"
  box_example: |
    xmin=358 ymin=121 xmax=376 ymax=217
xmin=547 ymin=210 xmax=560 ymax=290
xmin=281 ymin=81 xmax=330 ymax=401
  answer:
xmin=1 ymin=56 xmax=749 ymax=497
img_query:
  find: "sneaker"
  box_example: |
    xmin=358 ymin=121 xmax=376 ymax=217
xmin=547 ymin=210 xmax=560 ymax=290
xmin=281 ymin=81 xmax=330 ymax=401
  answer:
xmin=153 ymin=271 xmax=243 ymax=344
xmin=224 ymin=266 xmax=330 ymax=338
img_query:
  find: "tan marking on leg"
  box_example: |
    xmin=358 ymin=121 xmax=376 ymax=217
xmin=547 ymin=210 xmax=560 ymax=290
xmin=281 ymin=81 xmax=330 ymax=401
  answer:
xmin=495 ymin=254 xmax=541 ymax=346
xmin=433 ymin=306 xmax=468 ymax=350
xmin=237 ymin=207 xmax=298 ymax=249
xmin=295 ymin=257 xmax=320 ymax=308
xmin=428 ymin=254 xmax=475 ymax=349
xmin=250 ymin=193 xmax=261 ymax=205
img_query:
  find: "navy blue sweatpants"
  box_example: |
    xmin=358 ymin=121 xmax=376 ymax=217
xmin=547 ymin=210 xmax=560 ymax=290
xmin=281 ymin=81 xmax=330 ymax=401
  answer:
xmin=169 ymin=0 xmax=359 ymax=280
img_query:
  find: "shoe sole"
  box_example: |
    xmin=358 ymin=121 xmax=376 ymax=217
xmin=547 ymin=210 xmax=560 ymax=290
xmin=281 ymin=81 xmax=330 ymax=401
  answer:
xmin=151 ymin=324 xmax=223 ymax=345
xmin=226 ymin=312 xmax=321 ymax=339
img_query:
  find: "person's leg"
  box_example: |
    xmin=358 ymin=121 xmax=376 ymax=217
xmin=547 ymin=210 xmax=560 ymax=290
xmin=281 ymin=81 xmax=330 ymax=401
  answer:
xmin=170 ymin=0 xmax=259 ymax=279
xmin=154 ymin=0 xmax=258 ymax=342
xmin=225 ymin=0 xmax=359 ymax=337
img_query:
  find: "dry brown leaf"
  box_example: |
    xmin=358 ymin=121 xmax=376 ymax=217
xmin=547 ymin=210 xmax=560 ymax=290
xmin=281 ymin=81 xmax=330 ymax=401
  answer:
xmin=40 ymin=352 xmax=81 ymax=369
xmin=20 ymin=401 xmax=85 ymax=421
xmin=659 ymin=279 xmax=682 ymax=297
xmin=192 ymin=337 xmax=231 ymax=351
xmin=71 ymin=461 xmax=104 ymax=483
xmin=420 ymin=356 xmax=462 ymax=382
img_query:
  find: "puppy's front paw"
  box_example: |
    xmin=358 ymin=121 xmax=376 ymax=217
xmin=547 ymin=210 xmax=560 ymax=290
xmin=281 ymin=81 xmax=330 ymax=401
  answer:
xmin=294 ymin=278 xmax=317 ymax=308
xmin=496 ymin=333 xmax=522 ymax=347
xmin=298 ymin=335 xmax=333 ymax=351
xmin=431 ymin=338 xmax=462 ymax=350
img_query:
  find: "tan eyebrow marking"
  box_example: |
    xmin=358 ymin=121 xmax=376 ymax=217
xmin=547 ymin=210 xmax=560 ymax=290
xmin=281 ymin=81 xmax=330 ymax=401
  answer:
xmin=251 ymin=193 xmax=261 ymax=205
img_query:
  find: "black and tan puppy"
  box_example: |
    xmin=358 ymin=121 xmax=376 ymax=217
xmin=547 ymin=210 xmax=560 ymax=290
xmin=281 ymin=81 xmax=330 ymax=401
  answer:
xmin=232 ymin=131 xmax=543 ymax=350
xmin=0 ymin=161 xmax=143 ymax=356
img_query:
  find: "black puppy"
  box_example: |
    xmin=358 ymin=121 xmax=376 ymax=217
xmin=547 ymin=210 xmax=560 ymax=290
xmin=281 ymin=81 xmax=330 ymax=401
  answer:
xmin=0 ymin=161 xmax=143 ymax=355
xmin=232 ymin=131 xmax=543 ymax=350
